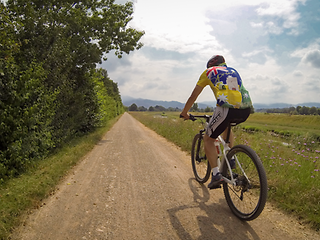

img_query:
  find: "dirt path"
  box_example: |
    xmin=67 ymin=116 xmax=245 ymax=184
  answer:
xmin=12 ymin=112 xmax=320 ymax=239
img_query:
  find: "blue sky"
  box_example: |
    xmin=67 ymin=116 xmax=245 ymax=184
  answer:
xmin=103 ymin=0 xmax=320 ymax=105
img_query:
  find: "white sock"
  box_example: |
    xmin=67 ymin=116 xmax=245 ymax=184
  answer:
xmin=212 ymin=167 xmax=219 ymax=175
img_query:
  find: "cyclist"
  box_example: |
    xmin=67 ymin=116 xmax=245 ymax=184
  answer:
xmin=180 ymin=55 xmax=253 ymax=189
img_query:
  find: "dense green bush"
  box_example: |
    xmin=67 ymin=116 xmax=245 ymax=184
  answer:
xmin=1 ymin=4 xmax=56 ymax=178
xmin=0 ymin=1 xmax=143 ymax=180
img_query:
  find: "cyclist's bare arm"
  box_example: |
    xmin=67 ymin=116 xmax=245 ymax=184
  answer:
xmin=180 ymin=85 xmax=203 ymax=119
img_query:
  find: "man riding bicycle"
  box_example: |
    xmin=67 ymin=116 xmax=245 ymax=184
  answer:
xmin=180 ymin=55 xmax=253 ymax=189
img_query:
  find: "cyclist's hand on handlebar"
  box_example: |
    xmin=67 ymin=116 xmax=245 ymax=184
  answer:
xmin=180 ymin=113 xmax=196 ymax=121
xmin=179 ymin=113 xmax=189 ymax=120
xmin=188 ymin=114 xmax=196 ymax=121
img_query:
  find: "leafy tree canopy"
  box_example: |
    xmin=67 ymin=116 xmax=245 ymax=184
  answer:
xmin=6 ymin=0 xmax=144 ymax=75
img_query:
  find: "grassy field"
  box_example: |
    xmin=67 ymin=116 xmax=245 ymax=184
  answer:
xmin=242 ymin=113 xmax=320 ymax=139
xmin=130 ymin=111 xmax=320 ymax=230
xmin=0 ymin=116 xmax=121 ymax=239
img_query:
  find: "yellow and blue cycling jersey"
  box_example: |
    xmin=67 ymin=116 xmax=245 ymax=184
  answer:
xmin=197 ymin=64 xmax=252 ymax=109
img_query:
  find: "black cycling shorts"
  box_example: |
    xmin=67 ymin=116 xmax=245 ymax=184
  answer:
xmin=206 ymin=106 xmax=251 ymax=139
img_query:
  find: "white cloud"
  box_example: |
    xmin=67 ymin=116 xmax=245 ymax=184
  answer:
xmin=130 ymin=0 xmax=226 ymax=57
xmin=242 ymin=47 xmax=273 ymax=58
xmin=293 ymin=70 xmax=303 ymax=77
xmin=250 ymin=20 xmax=283 ymax=35
xmin=257 ymin=1 xmax=305 ymax=16
xmin=102 ymin=0 xmax=319 ymax=105
xmin=245 ymin=75 xmax=290 ymax=104
xmin=235 ymin=57 xmax=318 ymax=105
xmin=304 ymin=49 xmax=320 ymax=68
xmin=255 ymin=0 xmax=307 ymax=35
xmin=291 ymin=39 xmax=320 ymax=68
xmin=250 ymin=22 xmax=264 ymax=28
xmin=130 ymin=0 xmax=307 ymax=58
xmin=265 ymin=21 xmax=283 ymax=35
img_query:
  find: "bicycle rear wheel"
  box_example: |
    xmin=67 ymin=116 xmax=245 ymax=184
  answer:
xmin=222 ymin=144 xmax=268 ymax=221
xmin=191 ymin=133 xmax=211 ymax=183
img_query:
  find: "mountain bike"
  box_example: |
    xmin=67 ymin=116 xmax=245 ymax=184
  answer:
xmin=188 ymin=114 xmax=268 ymax=221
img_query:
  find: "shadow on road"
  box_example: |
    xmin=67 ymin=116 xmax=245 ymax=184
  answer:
xmin=167 ymin=178 xmax=261 ymax=240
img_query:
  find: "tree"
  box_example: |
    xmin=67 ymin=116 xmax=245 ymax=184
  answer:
xmin=288 ymin=107 xmax=296 ymax=114
xmin=138 ymin=106 xmax=147 ymax=111
xmin=191 ymin=103 xmax=199 ymax=112
xmin=149 ymin=106 xmax=155 ymax=111
xmin=154 ymin=105 xmax=166 ymax=111
xmin=99 ymin=69 xmax=123 ymax=116
xmin=310 ymin=107 xmax=317 ymax=115
xmin=6 ymin=0 xmax=144 ymax=131
xmin=1 ymin=3 xmax=57 ymax=177
xmin=204 ymin=106 xmax=213 ymax=112
xmin=6 ymin=0 xmax=144 ymax=141
xmin=300 ymin=106 xmax=309 ymax=115
xmin=129 ymin=103 xmax=138 ymax=111
xmin=167 ymin=107 xmax=179 ymax=112
xmin=296 ymin=106 xmax=302 ymax=114
xmin=7 ymin=0 xmax=144 ymax=70
xmin=1 ymin=0 xmax=143 ymax=178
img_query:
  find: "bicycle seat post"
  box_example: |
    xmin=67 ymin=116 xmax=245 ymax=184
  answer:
xmin=225 ymin=123 xmax=233 ymax=144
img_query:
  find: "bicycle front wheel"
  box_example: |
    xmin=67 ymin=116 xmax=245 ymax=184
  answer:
xmin=191 ymin=133 xmax=211 ymax=183
xmin=222 ymin=144 xmax=268 ymax=221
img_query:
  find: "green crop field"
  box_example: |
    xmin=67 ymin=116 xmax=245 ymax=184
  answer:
xmin=130 ymin=111 xmax=320 ymax=230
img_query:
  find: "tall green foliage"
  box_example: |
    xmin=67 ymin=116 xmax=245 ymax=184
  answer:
xmin=7 ymin=0 xmax=143 ymax=141
xmin=0 ymin=1 xmax=143 ymax=179
xmin=92 ymin=69 xmax=123 ymax=126
xmin=1 ymin=3 xmax=57 ymax=178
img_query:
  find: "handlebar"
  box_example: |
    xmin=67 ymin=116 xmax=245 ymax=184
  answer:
xmin=180 ymin=114 xmax=211 ymax=122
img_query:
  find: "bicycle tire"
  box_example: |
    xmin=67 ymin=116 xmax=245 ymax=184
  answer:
xmin=222 ymin=144 xmax=268 ymax=221
xmin=191 ymin=133 xmax=211 ymax=183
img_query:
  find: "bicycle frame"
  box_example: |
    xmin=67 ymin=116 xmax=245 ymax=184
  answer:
xmin=217 ymin=135 xmax=250 ymax=186
xmin=190 ymin=114 xmax=250 ymax=187
xmin=187 ymin=113 xmax=268 ymax=220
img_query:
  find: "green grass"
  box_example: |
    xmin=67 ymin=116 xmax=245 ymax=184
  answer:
xmin=130 ymin=111 xmax=320 ymax=230
xmin=0 ymin=116 xmax=121 ymax=239
xmin=236 ymin=131 xmax=320 ymax=225
xmin=243 ymin=113 xmax=320 ymax=139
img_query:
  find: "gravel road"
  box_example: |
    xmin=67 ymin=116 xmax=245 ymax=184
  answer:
xmin=12 ymin=112 xmax=320 ymax=240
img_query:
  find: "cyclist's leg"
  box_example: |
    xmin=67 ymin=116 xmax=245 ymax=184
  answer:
xmin=205 ymin=107 xmax=229 ymax=169
xmin=223 ymin=108 xmax=251 ymax=169
xmin=205 ymin=134 xmax=224 ymax=189
xmin=203 ymin=134 xmax=218 ymax=168
xmin=222 ymin=128 xmax=234 ymax=147
xmin=223 ymin=107 xmax=251 ymax=148
xmin=205 ymin=107 xmax=230 ymax=188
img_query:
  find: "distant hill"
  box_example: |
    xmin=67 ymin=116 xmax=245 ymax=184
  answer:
xmin=122 ymin=97 xmax=212 ymax=109
xmin=122 ymin=97 xmax=320 ymax=110
xmin=122 ymin=98 xmax=185 ymax=109
xmin=254 ymin=102 xmax=320 ymax=109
